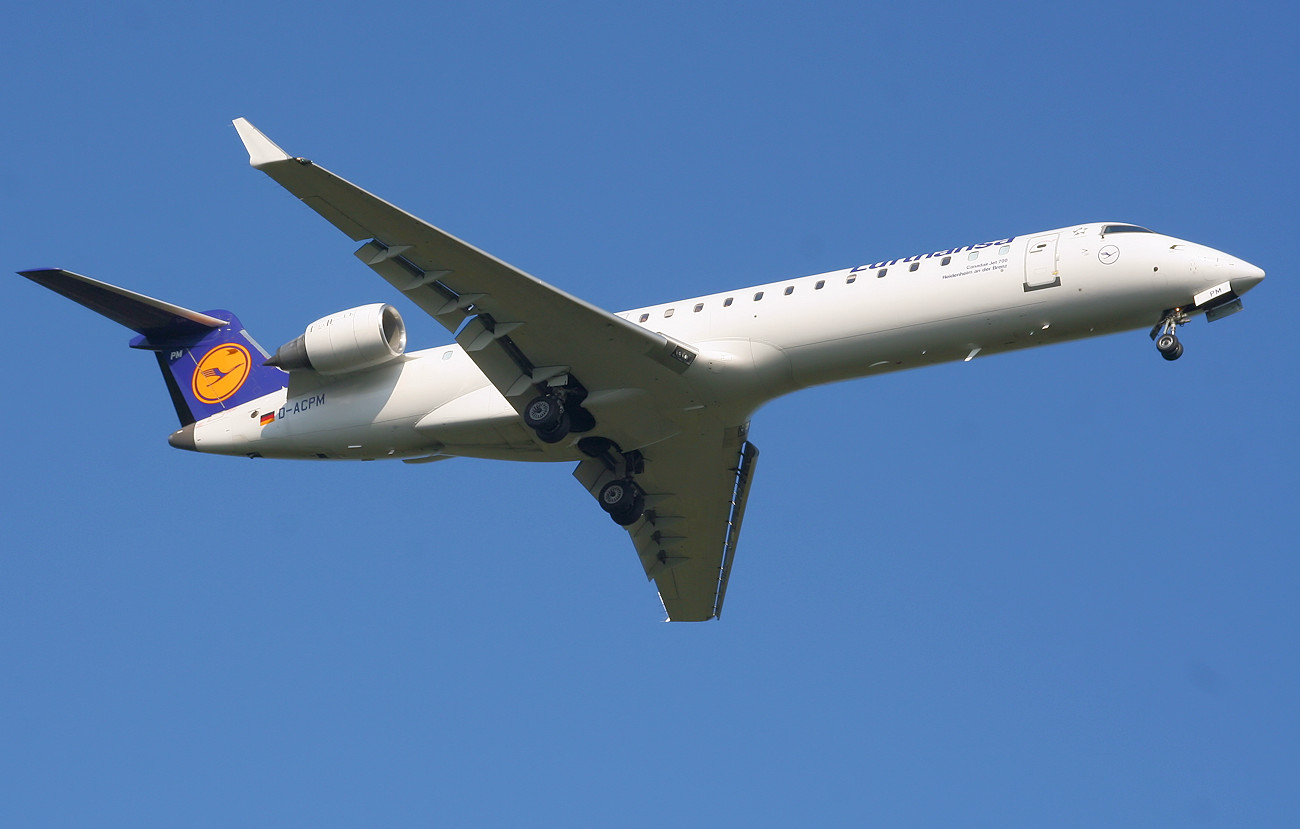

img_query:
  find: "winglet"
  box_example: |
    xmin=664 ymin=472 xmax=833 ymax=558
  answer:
xmin=233 ymin=117 xmax=292 ymax=168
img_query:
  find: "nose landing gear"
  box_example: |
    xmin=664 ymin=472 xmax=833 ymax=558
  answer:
xmin=1156 ymin=331 xmax=1183 ymax=361
xmin=1151 ymin=310 xmax=1189 ymax=361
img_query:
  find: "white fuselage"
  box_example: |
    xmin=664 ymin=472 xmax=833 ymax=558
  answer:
xmin=186 ymin=223 xmax=1263 ymax=461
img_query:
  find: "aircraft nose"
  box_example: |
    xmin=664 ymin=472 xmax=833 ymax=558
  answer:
xmin=1230 ymin=259 xmax=1265 ymax=295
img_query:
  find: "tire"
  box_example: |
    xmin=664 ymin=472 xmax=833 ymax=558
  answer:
xmin=599 ymin=479 xmax=642 ymax=514
xmin=567 ymin=406 xmax=596 ymax=434
xmin=1156 ymin=333 xmax=1178 ymax=354
xmin=535 ymin=412 xmax=571 ymax=443
xmin=1161 ymin=341 xmax=1184 ymax=361
xmin=602 ymin=481 xmax=645 ymax=525
xmin=524 ymin=395 xmax=564 ymax=431
xmin=610 ymin=502 xmax=644 ymax=526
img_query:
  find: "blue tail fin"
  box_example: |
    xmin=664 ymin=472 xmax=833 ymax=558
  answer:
xmin=18 ymin=268 xmax=288 ymax=426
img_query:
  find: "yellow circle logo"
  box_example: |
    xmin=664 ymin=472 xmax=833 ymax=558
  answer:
xmin=192 ymin=344 xmax=252 ymax=403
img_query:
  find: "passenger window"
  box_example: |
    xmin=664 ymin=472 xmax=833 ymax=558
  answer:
xmin=639 ymin=313 xmax=649 ymax=322
xmin=815 ymin=280 xmax=825 ymax=290
xmin=664 ymin=308 xmax=674 ymax=317
xmin=941 ymin=256 xmax=951 ymax=266
xmin=753 ymin=291 xmax=764 ymax=301
xmin=784 ymin=286 xmax=794 ymax=296
xmin=909 ymin=262 xmax=920 ymax=272
xmin=877 ymin=268 xmax=887 ymax=278
xmin=723 ymin=297 xmax=734 ymax=307
xmin=846 ymin=274 xmax=856 ymax=284
xmin=998 ymin=245 xmax=1010 ymax=254
xmin=693 ymin=303 xmax=704 ymax=313
xmin=968 ymin=251 xmax=979 ymax=261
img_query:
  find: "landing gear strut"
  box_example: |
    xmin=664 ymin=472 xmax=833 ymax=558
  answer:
xmin=1151 ymin=310 xmax=1188 ymax=361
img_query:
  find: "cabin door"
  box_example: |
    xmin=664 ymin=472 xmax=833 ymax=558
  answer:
xmin=1024 ymin=233 xmax=1060 ymax=290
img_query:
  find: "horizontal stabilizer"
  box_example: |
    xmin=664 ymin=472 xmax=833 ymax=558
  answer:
xmin=19 ymin=268 xmax=286 ymax=426
xmin=18 ymin=268 xmax=225 ymax=342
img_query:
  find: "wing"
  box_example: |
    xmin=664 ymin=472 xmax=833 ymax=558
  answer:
xmin=575 ymin=428 xmax=759 ymax=621
xmin=235 ymin=119 xmax=758 ymax=620
xmin=233 ymin=118 xmax=698 ymax=424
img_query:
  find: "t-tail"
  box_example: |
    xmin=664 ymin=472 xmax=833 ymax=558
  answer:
xmin=17 ymin=269 xmax=288 ymax=444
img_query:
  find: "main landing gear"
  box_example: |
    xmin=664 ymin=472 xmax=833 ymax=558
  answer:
xmin=581 ymin=441 xmax=647 ymax=526
xmin=524 ymin=393 xmax=570 ymax=443
xmin=525 ymin=382 xmax=647 ymax=526
xmin=523 ymin=384 xmax=596 ymax=444
xmin=1151 ymin=310 xmax=1189 ymax=361
xmin=599 ymin=478 xmax=645 ymax=526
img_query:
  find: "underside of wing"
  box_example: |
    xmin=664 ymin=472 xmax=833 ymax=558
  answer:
xmin=233 ymin=119 xmax=699 ymax=439
xmin=575 ymin=424 xmax=759 ymax=621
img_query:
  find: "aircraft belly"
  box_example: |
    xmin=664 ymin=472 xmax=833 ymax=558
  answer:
xmin=414 ymin=389 xmax=547 ymax=460
xmin=781 ymin=291 xmax=1025 ymax=388
xmin=194 ymin=351 xmax=499 ymax=460
xmin=776 ymin=257 xmax=1195 ymax=388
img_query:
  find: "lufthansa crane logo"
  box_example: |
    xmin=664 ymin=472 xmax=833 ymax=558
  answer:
xmin=192 ymin=344 xmax=252 ymax=403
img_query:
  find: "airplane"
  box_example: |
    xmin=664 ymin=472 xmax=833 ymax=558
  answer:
xmin=17 ymin=118 xmax=1266 ymax=621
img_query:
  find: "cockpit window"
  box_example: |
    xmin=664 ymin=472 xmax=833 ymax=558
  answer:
xmin=1101 ymin=224 xmax=1153 ymax=235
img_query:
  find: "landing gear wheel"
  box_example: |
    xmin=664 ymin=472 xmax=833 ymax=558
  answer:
xmin=599 ymin=479 xmax=645 ymax=524
xmin=610 ymin=504 xmax=644 ymax=527
xmin=524 ymin=395 xmax=564 ymax=431
xmin=1152 ymin=310 xmax=1188 ymax=362
xmin=536 ymin=413 xmax=572 ymax=443
xmin=1156 ymin=332 xmax=1183 ymax=361
xmin=598 ymin=479 xmax=640 ymax=512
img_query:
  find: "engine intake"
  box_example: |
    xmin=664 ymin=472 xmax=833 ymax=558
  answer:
xmin=266 ymin=303 xmax=407 ymax=375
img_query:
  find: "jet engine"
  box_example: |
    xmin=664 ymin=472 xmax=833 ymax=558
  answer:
xmin=266 ymin=303 xmax=407 ymax=375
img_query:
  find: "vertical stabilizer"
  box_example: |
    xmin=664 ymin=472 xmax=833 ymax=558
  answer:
xmin=135 ymin=311 xmax=287 ymax=425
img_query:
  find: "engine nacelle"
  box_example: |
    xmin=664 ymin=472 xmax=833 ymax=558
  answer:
xmin=266 ymin=303 xmax=407 ymax=375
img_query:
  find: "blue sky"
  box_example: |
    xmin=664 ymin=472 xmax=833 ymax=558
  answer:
xmin=3 ymin=1 xmax=1297 ymax=826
